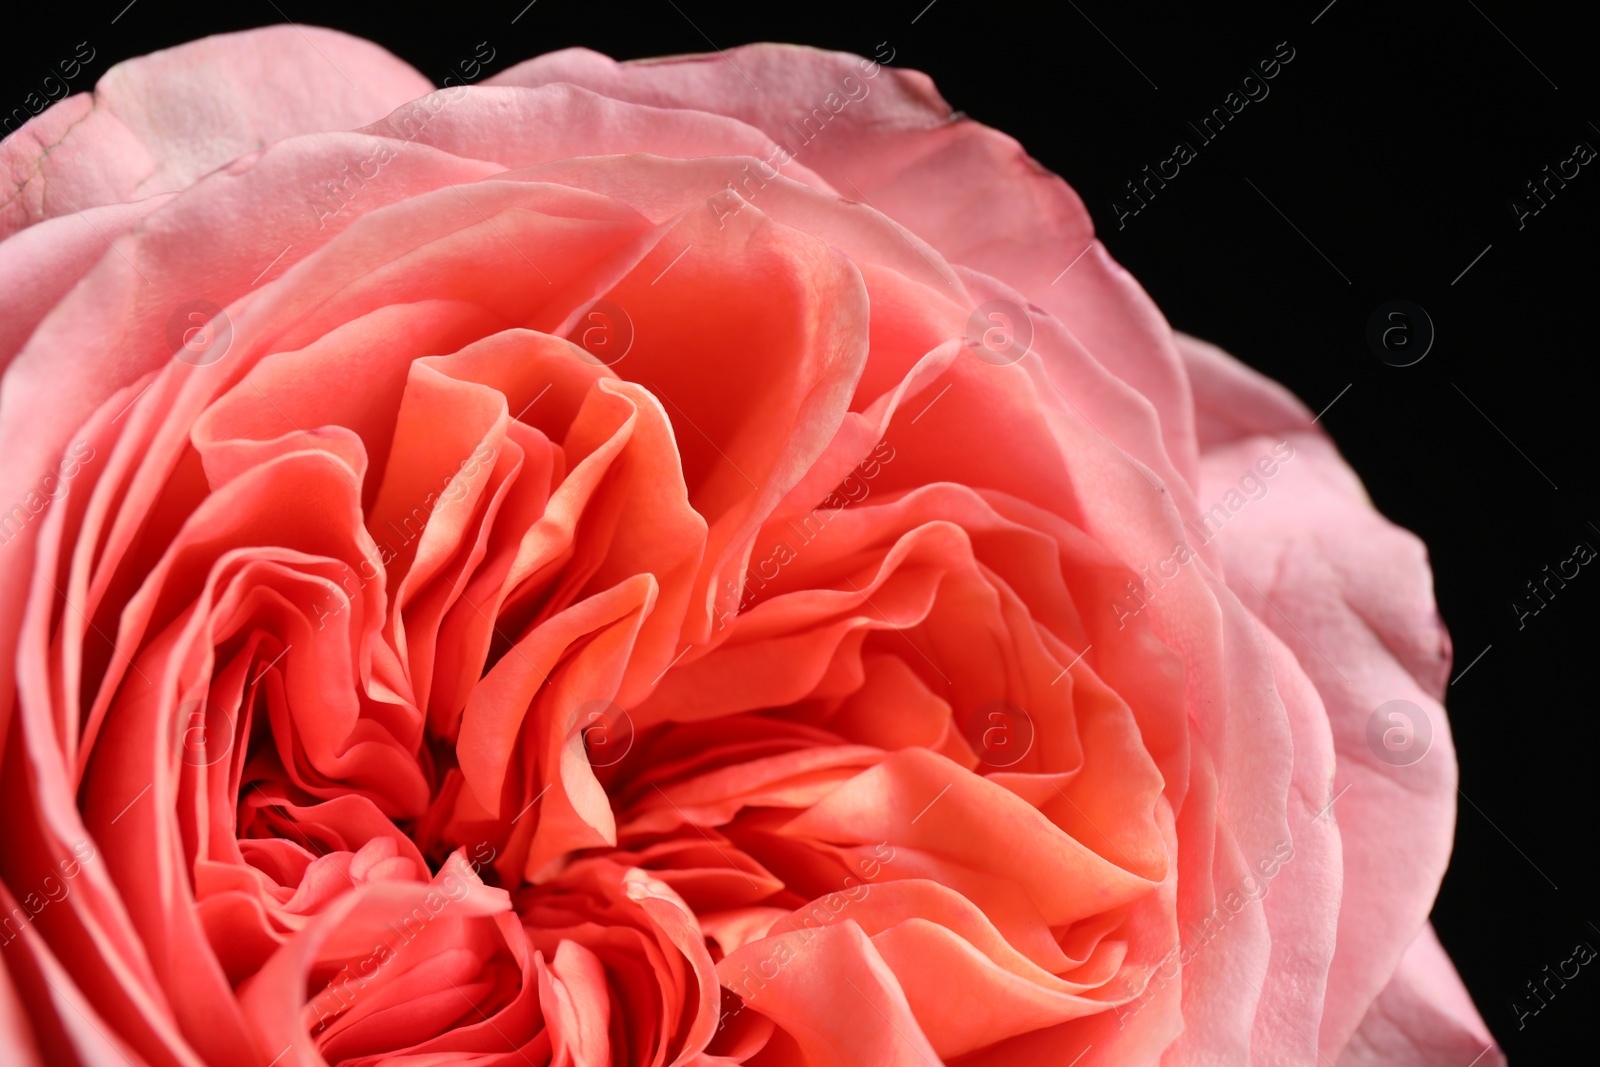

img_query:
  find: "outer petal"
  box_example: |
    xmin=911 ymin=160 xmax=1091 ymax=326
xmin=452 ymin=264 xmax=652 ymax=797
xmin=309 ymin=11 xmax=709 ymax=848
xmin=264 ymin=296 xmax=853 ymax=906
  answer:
xmin=1178 ymin=332 xmax=1478 ymax=1060
xmin=1244 ymin=626 xmax=1342 ymax=1067
xmin=0 ymin=26 xmax=430 ymax=239
xmin=1334 ymin=925 xmax=1504 ymax=1067
xmin=0 ymin=197 xmax=170 ymax=373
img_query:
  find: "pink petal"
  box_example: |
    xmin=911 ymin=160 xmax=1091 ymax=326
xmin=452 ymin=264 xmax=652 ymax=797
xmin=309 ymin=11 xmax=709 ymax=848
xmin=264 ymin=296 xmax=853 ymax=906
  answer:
xmin=1335 ymin=925 xmax=1502 ymax=1067
xmin=1178 ymin=331 xmax=1471 ymax=1059
xmin=0 ymin=26 xmax=430 ymax=239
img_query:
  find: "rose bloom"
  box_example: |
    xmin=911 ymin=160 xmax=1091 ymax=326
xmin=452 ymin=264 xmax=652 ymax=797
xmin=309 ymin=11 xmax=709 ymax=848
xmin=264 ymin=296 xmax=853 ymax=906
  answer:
xmin=0 ymin=27 xmax=1499 ymax=1067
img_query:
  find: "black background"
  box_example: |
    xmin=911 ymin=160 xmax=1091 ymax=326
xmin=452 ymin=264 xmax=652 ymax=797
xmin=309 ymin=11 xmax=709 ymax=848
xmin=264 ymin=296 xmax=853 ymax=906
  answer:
xmin=2 ymin=0 xmax=1594 ymax=1060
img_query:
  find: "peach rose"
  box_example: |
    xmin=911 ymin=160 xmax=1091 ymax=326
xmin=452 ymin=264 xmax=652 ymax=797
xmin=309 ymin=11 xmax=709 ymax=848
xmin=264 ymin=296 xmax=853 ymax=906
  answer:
xmin=0 ymin=27 xmax=1499 ymax=1067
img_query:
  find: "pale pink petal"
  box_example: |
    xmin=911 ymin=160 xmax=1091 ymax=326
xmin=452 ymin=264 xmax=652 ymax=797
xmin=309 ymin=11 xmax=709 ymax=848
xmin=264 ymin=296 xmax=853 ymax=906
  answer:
xmin=0 ymin=197 xmax=169 ymax=371
xmin=1335 ymin=925 xmax=1503 ymax=1067
xmin=1178 ymin=331 xmax=1465 ymax=1059
xmin=0 ymin=26 xmax=430 ymax=239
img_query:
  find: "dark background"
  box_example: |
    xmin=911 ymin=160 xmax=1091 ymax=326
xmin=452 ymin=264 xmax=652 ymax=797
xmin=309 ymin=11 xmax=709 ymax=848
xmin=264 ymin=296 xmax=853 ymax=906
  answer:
xmin=3 ymin=0 xmax=1593 ymax=1060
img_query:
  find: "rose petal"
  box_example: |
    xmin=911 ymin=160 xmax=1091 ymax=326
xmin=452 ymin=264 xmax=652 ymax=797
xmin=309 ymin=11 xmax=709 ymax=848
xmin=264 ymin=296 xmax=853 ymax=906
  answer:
xmin=1178 ymin=331 xmax=1470 ymax=1059
xmin=1334 ymin=924 xmax=1503 ymax=1067
xmin=718 ymin=919 xmax=942 ymax=1066
xmin=1 ymin=26 xmax=430 ymax=240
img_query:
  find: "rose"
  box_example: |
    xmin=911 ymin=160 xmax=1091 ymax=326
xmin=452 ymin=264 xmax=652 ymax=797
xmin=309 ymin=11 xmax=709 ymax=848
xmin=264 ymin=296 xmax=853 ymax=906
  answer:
xmin=0 ymin=26 xmax=1499 ymax=1067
